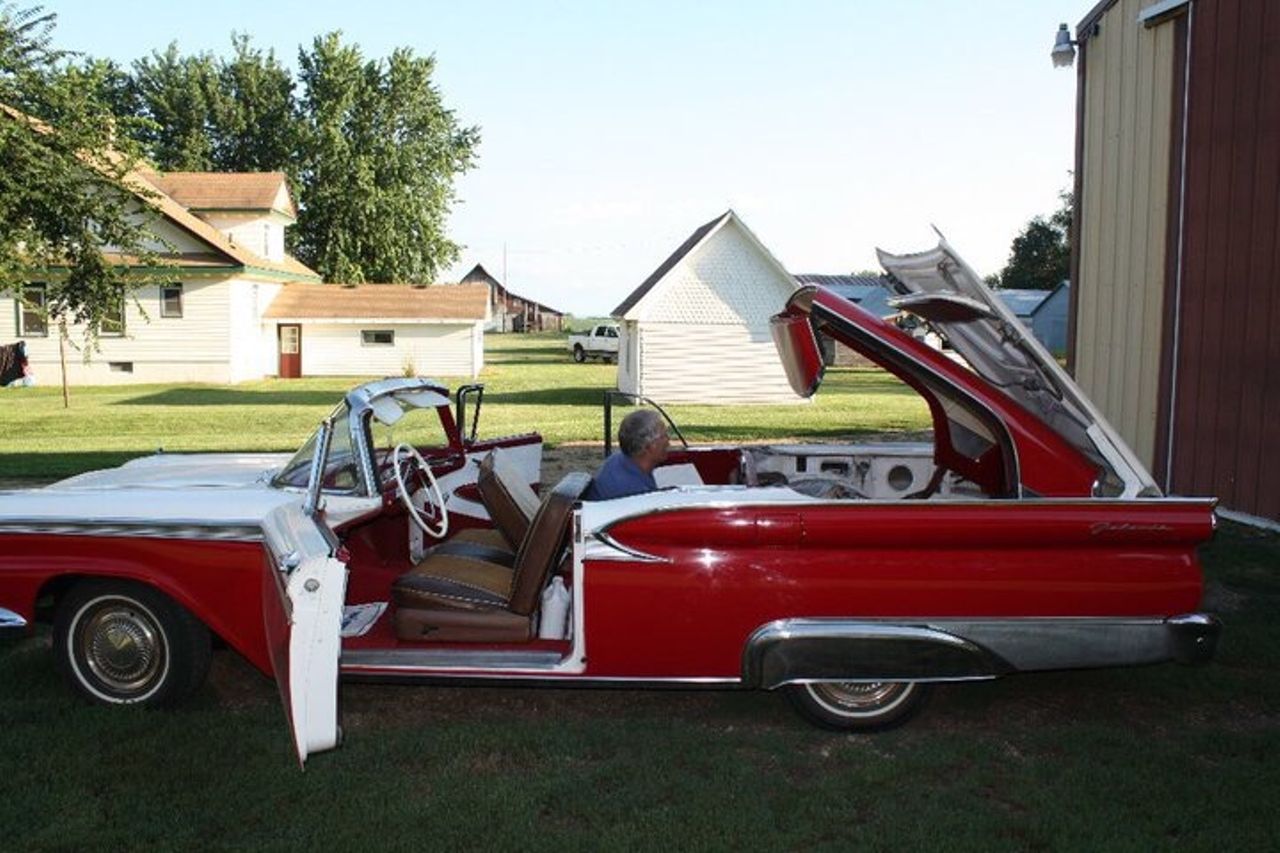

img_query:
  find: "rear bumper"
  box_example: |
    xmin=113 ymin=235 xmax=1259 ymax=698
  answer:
xmin=0 ymin=607 xmax=29 ymax=639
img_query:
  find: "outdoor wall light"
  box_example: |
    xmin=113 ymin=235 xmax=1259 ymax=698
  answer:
xmin=1051 ymin=23 xmax=1077 ymax=68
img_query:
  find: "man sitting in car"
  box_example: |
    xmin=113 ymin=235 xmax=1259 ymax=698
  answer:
xmin=584 ymin=409 xmax=670 ymax=500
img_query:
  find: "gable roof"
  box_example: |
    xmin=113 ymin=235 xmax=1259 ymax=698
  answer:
xmin=0 ymin=102 xmax=319 ymax=282
xmin=146 ymin=171 xmax=297 ymax=219
xmin=795 ymin=273 xmax=888 ymax=290
xmin=264 ymin=283 xmax=489 ymax=322
xmin=612 ymin=210 xmax=795 ymax=320
xmin=459 ymin=263 xmax=565 ymax=317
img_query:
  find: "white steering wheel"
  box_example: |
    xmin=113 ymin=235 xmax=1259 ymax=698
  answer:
xmin=392 ymin=443 xmax=449 ymax=539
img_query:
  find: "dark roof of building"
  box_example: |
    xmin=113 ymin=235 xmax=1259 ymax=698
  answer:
xmin=611 ymin=211 xmax=732 ymax=318
xmin=997 ymin=288 xmax=1056 ymax=317
xmin=794 ymin=273 xmax=889 ymax=289
xmin=458 ymin=263 xmax=564 ymax=317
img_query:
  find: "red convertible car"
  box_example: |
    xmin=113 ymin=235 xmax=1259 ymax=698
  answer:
xmin=0 ymin=241 xmax=1220 ymax=764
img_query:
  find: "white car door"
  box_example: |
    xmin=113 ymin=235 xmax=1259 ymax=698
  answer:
xmin=261 ymin=500 xmax=348 ymax=766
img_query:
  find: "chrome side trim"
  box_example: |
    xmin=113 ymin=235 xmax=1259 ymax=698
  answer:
xmin=743 ymin=614 xmax=1221 ymax=688
xmin=585 ymin=532 xmax=670 ymax=563
xmin=743 ymin=620 xmax=1012 ymax=689
xmin=341 ymin=648 xmax=566 ymax=671
xmin=0 ymin=607 xmax=29 ymax=638
xmin=0 ymin=520 xmax=262 ymax=542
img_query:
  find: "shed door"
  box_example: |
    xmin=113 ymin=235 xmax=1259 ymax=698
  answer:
xmin=279 ymin=324 xmax=302 ymax=378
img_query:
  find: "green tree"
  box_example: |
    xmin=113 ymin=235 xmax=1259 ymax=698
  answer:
xmin=996 ymin=188 xmax=1073 ymax=290
xmin=0 ymin=4 xmax=165 ymax=404
xmin=209 ymin=34 xmax=297 ymax=175
xmin=294 ymin=33 xmax=479 ymax=283
xmin=131 ymin=43 xmax=220 ymax=170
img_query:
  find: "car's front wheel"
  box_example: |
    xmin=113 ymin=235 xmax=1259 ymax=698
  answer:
xmin=784 ymin=681 xmax=930 ymax=732
xmin=53 ymin=580 xmax=211 ymax=707
xmin=572 ymin=345 xmax=586 ymax=363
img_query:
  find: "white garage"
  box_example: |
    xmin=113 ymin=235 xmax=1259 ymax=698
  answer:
xmin=262 ymin=283 xmax=489 ymax=379
xmin=612 ymin=210 xmax=802 ymax=404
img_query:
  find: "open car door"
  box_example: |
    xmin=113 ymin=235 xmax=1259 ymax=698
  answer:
xmin=261 ymin=500 xmax=348 ymax=766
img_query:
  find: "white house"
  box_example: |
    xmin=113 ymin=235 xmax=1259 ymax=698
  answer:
xmin=1 ymin=167 xmax=485 ymax=384
xmin=611 ymin=210 xmax=802 ymax=404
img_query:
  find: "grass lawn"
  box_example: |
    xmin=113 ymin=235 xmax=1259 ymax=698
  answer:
xmin=0 ymin=333 xmax=930 ymax=479
xmin=1 ymin=524 xmax=1277 ymax=850
xmin=2 ymin=332 xmax=1278 ymax=849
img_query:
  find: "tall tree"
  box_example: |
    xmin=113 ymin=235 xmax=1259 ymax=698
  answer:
xmin=209 ymin=34 xmax=297 ymax=175
xmin=994 ymin=188 xmax=1073 ymax=290
xmin=295 ymin=33 xmax=479 ymax=283
xmin=0 ymin=4 xmax=164 ymax=404
xmin=131 ymin=43 xmax=220 ymax=170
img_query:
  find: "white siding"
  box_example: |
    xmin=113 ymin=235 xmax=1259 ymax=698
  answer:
xmin=627 ymin=219 xmax=800 ymax=404
xmin=296 ymin=322 xmax=481 ymax=379
xmin=1 ymin=277 xmax=237 ymax=385
xmin=199 ymin=212 xmax=288 ymax=262
xmin=637 ymin=323 xmax=800 ymax=404
xmin=617 ymin=320 xmax=640 ymax=395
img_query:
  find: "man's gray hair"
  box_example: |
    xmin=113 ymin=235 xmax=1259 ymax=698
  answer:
xmin=618 ymin=409 xmax=666 ymax=457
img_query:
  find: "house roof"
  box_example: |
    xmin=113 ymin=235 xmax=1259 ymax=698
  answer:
xmin=611 ymin=211 xmax=730 ymax=318
xmin=612 ymin=210 xmax=796 ymax=320
xmin=264 ymin=283 xmax=490 ymax=321
xmin=145 ymin=171 xmax=297 ymax=219
xmin=0 ymin=102 xmax=319 ymax=282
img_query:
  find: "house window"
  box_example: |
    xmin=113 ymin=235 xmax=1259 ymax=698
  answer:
xmin=101 ymin=299 xmax=125 ymax=337
xmin=160 ymin=283 xmax=183 ymax=318
xmin=17 ymin=285 xmax=47 ymax=337
xmin=361 ymin=329 xmax=395 ymax=346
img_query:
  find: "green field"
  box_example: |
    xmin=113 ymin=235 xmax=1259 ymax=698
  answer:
xmin=2 ymin=332 xmax=1278 ymax=850
xmin=0 ymin=333 xmax=930 ymax=479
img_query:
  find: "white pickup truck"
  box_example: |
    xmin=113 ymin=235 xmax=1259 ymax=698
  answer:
xmin=568 ymin=324 xmax=620 ymax=363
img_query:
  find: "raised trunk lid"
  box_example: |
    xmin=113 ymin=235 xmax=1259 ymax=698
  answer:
xmin=876 ymin=239 xmax=1158 ymax=498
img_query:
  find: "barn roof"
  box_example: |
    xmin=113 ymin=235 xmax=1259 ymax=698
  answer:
xmin=997 ymin=288 xmax=1056 ymax=317
xmin=264 ymin=283 xmax=489 ymax=321
xmin=612 ymin=210 xmax=795 ymax=320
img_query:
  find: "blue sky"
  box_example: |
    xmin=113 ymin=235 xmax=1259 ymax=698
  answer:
xmin=49 ymin=1 xmax=1090 ymax=315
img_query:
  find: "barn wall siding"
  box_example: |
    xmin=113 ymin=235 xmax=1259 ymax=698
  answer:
xmin=1074 ymin=0 xmax=1179 ymax=468
xmin=1170 ymin=0 xmax=1280 ymax=520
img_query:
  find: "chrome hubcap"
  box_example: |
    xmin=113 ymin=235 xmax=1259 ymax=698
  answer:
xmin=79 ymin=602 xmax=164 ymax=695
xmin=809 ymin=681 xmax=911 ymax=715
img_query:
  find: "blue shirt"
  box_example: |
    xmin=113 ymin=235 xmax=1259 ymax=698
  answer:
xmin=584 ymin=451 xmax=657 ymax=501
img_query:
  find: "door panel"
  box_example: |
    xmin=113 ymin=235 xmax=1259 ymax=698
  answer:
xmin=278 ymin=324 xmax=302 ymax=379
xmin=261 ymin=501 xmax=348 ymax=765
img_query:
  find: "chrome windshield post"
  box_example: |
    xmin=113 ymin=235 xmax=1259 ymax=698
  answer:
xmin=303 ymin=418 xmax=334 ymax=517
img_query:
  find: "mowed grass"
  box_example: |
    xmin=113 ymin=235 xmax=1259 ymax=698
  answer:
xmin=0 ymin=333 xmax=929 ymax=479
xmin=1 ymin=524 xmax=1277 ymax=850
xmin=2 ymin=331 xmax=1279 ymax=849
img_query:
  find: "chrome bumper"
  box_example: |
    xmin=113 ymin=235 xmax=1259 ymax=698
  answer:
xmin=0 ymin=607 xmax=29 ymax=639
xmin=744 ymin=613 xmax=1222 ymax=688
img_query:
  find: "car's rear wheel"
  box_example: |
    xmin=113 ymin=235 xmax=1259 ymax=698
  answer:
xmin=53 ymin=580 xmax=211 ymax=707
xmin=573 ymin=345 xmax=586 ymax=363
xmin=784 ymin=681 xmax=930 ymax=732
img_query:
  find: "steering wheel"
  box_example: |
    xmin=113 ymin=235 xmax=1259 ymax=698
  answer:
xmin=392 ymin=443 xmax=449 ymax=539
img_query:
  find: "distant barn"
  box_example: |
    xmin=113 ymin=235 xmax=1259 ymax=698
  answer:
xmin=612 ymin=210 xmax=802 ymax=404
xmin=459 ymin=264 xmax=565 ymax=333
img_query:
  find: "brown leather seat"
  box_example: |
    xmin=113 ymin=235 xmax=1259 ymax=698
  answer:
xmin=393 ymin=472 xmax=590 ymax=642
xmin=436 ymin=450 xmax=542 ymax=560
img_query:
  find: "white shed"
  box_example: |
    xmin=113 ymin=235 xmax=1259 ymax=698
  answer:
xmin=611 ymin=210 xmax=802 ymax=404
xmin=262 ymin=283 xmax=489 ymax=379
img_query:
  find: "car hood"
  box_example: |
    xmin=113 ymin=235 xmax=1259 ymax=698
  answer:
xmin=875 ymin=239 xmax=1158 ymax=497
xmin=43 ymin=452 xmax=294 ymax=491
